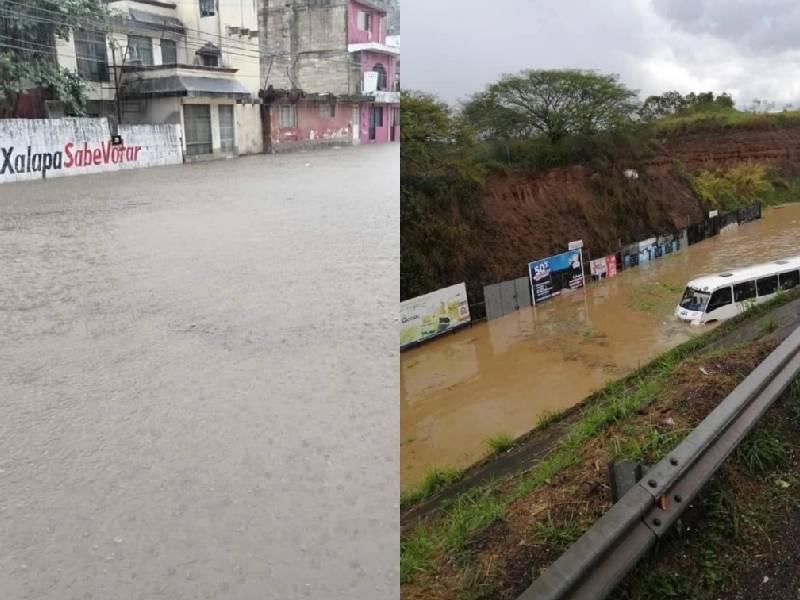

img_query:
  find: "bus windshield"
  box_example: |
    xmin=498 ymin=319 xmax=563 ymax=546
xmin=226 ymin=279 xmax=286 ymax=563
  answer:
xmin=680 ymin=287 xmax=710 ymax=311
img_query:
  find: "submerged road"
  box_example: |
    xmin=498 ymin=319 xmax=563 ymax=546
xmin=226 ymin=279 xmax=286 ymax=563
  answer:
xmin=402 ymin=203 xmax=800 ymax=490
xmin=0 ymin=145 xmax=399 ymax=599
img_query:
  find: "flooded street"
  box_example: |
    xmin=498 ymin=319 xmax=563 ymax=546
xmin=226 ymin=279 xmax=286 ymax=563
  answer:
xmin=401 ymin=203 xmax=800 ymax=490
xmin=0 ymin=145 xmax=399 ymax=599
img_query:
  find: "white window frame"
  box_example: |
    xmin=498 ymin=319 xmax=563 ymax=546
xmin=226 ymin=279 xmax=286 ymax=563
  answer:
xmin=357 ymin=10 xmax=371 ymax=32
xmin=278 ymin=104 xmax=297 ymax=129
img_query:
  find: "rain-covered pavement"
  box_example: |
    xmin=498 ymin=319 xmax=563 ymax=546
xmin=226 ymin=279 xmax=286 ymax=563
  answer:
xmin=0 ymin=144 xmax=399 ymax=599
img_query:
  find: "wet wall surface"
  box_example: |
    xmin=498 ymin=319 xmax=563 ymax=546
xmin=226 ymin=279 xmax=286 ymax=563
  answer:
xmin=1 ymin=145 xmax=399 ymax=599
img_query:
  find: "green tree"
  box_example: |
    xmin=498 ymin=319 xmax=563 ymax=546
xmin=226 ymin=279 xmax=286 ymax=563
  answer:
xmin=640 ymin=90 xmax=687 ymax=120
xmin=0 ymin=0 xmax=108 ymax=116
xmin=462 ymin=69 xmax=639 ymax=142
xmin=400 ymin=91 xmax=486 ymax=300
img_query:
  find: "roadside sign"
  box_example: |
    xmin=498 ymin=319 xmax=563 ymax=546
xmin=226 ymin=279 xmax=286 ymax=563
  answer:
xmin=568 ymin=240 xmax=583 ymax=250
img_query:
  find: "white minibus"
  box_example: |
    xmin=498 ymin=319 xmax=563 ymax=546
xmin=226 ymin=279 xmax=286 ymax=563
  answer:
xmin=675 ymin=256 xmax=800 ymax=325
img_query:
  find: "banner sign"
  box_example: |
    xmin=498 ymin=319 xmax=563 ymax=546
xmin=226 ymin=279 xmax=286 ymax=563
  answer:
xmin=589 ymin=257 xmax=607 ymax=279
xmin=605 ymin=254 xmax=618 ymax=277
xmin=529 ymin=249 xmax=584 ymax=304
xmin=590 ymin=255 xmax=618 ymax=280
xmin=638 ymin=237 xmax=657 ymax=264
xmin=400 ymin=283 xmax=471 ymax=347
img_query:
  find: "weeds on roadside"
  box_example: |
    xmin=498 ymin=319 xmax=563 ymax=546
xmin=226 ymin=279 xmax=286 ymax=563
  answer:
xmin=401 ymin=467 xmax=462 ymax=509
xmin=760 ymin=316 xmax=779 ymax=334
xmin=533 ymin=511 xmax=583 ymax=548
xmin=734 ymin=425 xmax=788 ymax=475
xmin=484 ymin=433 xmax=514 ymax=455
xmin=536 ymin=408 xmax=565 ymax=429
xmin=400 ymin=292 xmax=800 ymax=586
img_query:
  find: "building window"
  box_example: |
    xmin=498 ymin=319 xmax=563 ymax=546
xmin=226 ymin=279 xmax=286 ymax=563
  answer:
xmin=199 ymin=53 xmax=218 ymax=67
xmin=127 ymin=35 xmax=153 ymax=66
xmin=196 ymin=43 xmax=220 ymax=67
xmin=199 ymin=0 xmax=216 ymax=17
xmin=278 ymin=104 xmax=297 ymax=128
xmin=319 ymin=102 xmax=335 ymax=118
xmin=357 ymin=10 xmax=371 ymax=32
xmin=373 ymin=63 xmax=387 ymax=91
xmin=74 ymin=29 xmax=109 ymax=82
xmin=391 ymin=107 xmax=400 ymax=126
xmin=160 ymin=39 xmax=177 ymax=64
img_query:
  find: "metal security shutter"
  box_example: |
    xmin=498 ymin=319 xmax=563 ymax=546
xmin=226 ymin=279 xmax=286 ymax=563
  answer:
xmin=184 ymin=104 xmax=212 ymax=156
xmin=514 ymin=276 xmax=532 ymax=308
xmin=218 ymin=105 xmax=235 ymax=154
xmin=500 ymin=279 xmax=518 ymax=316
xmin=484 ymin=283 xmax=504 ymax=321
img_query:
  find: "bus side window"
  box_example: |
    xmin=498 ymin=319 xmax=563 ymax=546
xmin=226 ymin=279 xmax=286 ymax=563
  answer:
xmin=779 ymin=270 xmax=800 ymax=290
xmin=733 ymin=280 xmax=756 ymax=302
xmin=757 ymin=275 xmax=779 ymax=296
xmin=707 ymin=287 xmax=732 ymax=312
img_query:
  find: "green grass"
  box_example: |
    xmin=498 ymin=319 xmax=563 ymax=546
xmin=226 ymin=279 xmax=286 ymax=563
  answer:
xmin=578 ymin=326 xmax=606 ymax=340
xmin=400 ymin=523 xmax=438 ymax=583
xmin=400 ymin=488 xmax=505 ymax=584
xmin=734 ymin=425 xmax=788 ymax=475
xmin=401 ymin=467 xmax=463 ymax=509
xmin=458 ymin=568 xmax=497 ymax=600
xmin=652 ymin=109 xmax=800 ymax=136
xmin=536 ymin=408 xmax=565 ymax=429
xmin=401 ymin=289 xmax=800 ymax=584
xmin=760 ymin=316 xmax=779 ymax=334
xmin=789 ymin=379 xmax=800 ymax=426
xmin=762 ymin=174 xmax=800 ymax=206
xmin=484 ymin=433 xmax=514 ymax=455
xmin=533 ymin=511 xmax=584 ymax=548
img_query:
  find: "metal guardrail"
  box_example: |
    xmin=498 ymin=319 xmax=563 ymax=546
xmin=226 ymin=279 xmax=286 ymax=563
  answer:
xmin=519 ymin=325 xmax=800 ymax=600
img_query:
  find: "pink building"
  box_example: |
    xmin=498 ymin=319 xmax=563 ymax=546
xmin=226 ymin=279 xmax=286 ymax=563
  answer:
xmin=258 ymin=0 xmax=399 ymax=152
xmin=348 ymin=1 xmax=400 ymax=144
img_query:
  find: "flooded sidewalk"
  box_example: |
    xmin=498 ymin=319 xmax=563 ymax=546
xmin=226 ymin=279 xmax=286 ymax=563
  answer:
xmin=401 ymin=203 xmax=800 ymax=490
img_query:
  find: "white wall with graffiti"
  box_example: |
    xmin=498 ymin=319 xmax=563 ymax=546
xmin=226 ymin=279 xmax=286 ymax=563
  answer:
xmin=0 ymin=118 xmax=183 ymax=184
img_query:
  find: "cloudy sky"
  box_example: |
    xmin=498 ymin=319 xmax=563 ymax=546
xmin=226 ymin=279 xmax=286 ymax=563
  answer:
xmin=402 ymin=0 xmax=800 ymax=110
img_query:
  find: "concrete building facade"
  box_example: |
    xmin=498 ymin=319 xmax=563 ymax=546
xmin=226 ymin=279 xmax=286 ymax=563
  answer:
xmin=54 ymin=0 xmax=264 ymax=158
xmin=257 ymin=0 xmax=399 ymax=151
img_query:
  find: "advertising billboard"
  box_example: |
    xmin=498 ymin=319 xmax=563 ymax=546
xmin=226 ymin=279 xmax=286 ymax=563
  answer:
xmin=400 ymin=283 xmax=471 ymax=348
xmin=529 ymin=249 xmax=584 ymax=304
xmin=590 ymin=255 xmax=618 ymax=281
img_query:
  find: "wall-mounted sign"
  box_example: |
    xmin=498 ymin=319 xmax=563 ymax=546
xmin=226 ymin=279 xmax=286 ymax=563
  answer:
xmin=529 ymin=249 xmax=585 ymax=304
xmin=400 ymin=283 xmax=471 ymax=348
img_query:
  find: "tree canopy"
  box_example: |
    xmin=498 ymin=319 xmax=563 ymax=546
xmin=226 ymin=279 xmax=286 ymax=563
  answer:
xmin=0 ymin=0 xmax=108 ymax=115
xmin=461 ymin=69 xmax=639 ymax=142
xmin=639 ymin=90 xmax=735 ymax=121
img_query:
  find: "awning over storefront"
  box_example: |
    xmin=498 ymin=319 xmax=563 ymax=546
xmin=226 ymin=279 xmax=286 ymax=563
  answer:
xmin=125 ymin=9 xmax=185 ymax=34
xmin=122 ymin=75 xmax=252 ymax=99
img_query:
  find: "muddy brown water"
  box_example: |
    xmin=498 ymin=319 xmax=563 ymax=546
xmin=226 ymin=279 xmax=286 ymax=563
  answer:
xmin=401 ymin=204 xmax=800 ymax=491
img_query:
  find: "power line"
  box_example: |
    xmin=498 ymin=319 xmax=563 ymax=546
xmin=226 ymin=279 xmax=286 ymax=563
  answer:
xmin=0 ymin=8 xmax=267 ymax=63
xmin=1 ymin=0 xmax=265 ymax=54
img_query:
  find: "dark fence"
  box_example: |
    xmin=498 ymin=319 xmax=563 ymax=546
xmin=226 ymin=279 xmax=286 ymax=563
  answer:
xmin=474 ymin=202 xmax=762 ymax=320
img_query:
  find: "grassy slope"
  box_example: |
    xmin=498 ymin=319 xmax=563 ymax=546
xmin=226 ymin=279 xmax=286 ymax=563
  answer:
xmin=401 ymin=291 xmax=799 ymax=598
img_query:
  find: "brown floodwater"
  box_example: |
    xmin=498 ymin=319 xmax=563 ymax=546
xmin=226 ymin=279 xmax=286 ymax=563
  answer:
xmin=401 ymin=204 xmax=800 ymax=490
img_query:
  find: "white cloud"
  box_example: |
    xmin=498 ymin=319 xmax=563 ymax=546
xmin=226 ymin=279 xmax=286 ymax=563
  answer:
xmin=402 ymin=0 xmax=800 ymax=109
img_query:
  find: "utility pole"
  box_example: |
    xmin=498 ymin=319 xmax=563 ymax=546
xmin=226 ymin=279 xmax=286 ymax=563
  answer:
xmin=256 ymin=0 xmax=271 ymax=154
xmin=110 ymin=41 xmax=122 ymax=131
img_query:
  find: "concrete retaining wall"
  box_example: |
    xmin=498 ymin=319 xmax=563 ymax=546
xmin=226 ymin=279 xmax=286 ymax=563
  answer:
xmin=0 ymin=118 xmax=183 ymax=184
